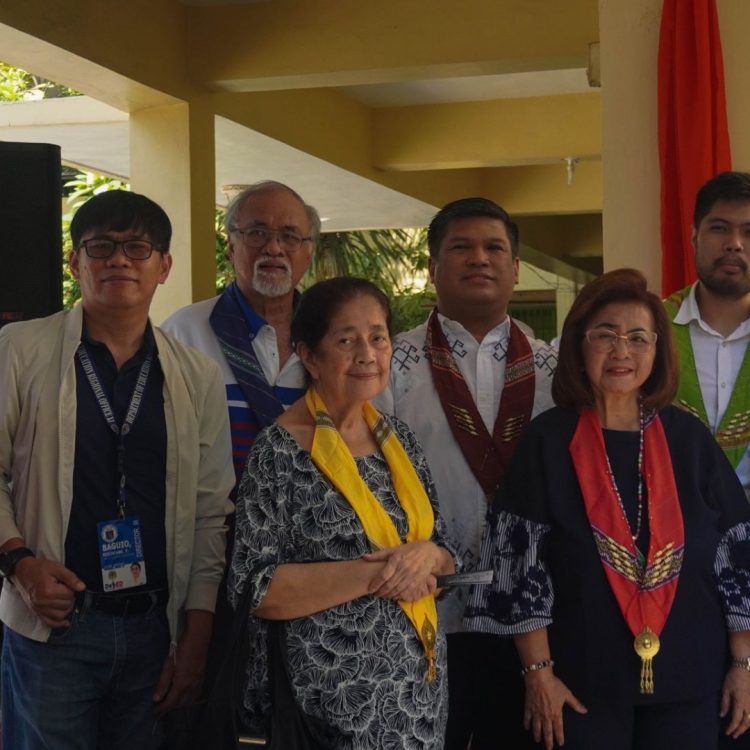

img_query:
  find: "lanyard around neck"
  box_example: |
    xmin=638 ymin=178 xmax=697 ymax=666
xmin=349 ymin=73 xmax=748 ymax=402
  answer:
xmin=76 ymin=343 xmax=153 ymax=518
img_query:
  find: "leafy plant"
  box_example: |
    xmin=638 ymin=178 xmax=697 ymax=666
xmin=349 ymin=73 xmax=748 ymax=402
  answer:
xmin=0 ymin=62 xmax=78 ymax=100
xmin=305 ymin=228 xmax=433 ymax=333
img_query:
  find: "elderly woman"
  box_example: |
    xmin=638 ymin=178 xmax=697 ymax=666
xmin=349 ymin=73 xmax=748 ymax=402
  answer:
xmin=229 ymin=277 xmax=456 ymax=748
xmin=465 ymin=269 xmax=750 ymax=749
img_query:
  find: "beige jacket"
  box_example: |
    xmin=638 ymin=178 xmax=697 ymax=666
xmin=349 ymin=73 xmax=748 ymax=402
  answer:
xmin=0 ymin=306 xmax=235 ymax=642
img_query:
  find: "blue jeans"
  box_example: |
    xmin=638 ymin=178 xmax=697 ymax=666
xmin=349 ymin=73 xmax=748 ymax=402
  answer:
xmin=1 ymin=597 xmax=170 ymax=750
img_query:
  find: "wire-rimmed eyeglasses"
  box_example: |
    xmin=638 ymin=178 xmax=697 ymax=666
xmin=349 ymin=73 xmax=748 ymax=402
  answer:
xmin=79 ymin=238 xmax=159 ymax=260
xmin=584 ymin=329 xmax=658 ymax=353
xmin=232 ymin=226 xmax=312 ymax=252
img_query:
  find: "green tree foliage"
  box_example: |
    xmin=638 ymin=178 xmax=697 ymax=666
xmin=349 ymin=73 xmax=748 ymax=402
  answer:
xmin=215 ymin=209 xmax=235 ymax=293
xmin=0 ymin=62 xmax=78 ymax=100
xmin=308 ymin=228 xmax=434 ymax=333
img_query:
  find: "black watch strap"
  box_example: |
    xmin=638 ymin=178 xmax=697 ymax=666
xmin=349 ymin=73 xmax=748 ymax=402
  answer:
xmin=0 ymin=547 xmax=35 ymax=579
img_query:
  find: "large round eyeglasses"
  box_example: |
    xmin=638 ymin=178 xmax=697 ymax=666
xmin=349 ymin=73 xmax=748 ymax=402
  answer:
xmin=585 ymin=329 xmax=658 ymax=353
xmin=232 ymin=226 xmax=312 ymax=252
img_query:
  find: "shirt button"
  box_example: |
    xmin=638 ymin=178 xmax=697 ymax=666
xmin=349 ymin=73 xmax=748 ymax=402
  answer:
xmin=721 ymin=341 xmax=727 ymax=347
xmin=721 ymin=382 xmax=727 ymax=388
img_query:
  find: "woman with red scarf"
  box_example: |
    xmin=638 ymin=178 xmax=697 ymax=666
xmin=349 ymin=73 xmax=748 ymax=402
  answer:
xmin=465 ymin=269 xmax=750 ymax=749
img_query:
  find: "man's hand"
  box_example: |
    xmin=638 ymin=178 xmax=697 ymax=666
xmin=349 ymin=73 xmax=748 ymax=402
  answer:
xmin=12 ymin=557 xmax=85 ymax=628
xmin=153 ymin=609 xmax=213 ymax=715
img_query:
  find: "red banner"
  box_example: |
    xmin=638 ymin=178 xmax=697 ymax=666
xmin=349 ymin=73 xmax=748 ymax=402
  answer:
xmin=658 ymin=0 xmax=731 ymax=296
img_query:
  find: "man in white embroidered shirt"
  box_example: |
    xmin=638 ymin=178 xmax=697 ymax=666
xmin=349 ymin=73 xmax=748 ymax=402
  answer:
xmin=665 ymin=171 xmax=750 ymax=500
xmin=377 ymin=197 xmax=558 ymax=750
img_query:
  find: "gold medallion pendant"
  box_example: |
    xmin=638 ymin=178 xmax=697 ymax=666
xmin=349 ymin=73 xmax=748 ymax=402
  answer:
xmin=634 ymin=627 xmax=660 ymax=694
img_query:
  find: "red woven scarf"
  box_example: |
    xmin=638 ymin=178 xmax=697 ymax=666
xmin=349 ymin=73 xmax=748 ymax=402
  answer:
xmin=426 ymin=309 xmax=535 ymax=498
xmin=570 ymin=407 xmax=684 ymax=693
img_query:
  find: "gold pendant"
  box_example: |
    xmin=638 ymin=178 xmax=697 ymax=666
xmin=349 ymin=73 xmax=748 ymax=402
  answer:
xmin=634 ymin=626 xmax=660 ymax=694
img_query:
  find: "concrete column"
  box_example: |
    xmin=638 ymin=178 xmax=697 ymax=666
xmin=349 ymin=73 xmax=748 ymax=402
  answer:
xmin=598 ymin=0 xmax=662 ymax=289
xmin=129 ymin=99 xmax=216 ymax=323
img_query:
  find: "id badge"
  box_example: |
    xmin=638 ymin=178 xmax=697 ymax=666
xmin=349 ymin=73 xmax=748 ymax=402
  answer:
xmin=97 ymin=516 xmax=147 ymax=592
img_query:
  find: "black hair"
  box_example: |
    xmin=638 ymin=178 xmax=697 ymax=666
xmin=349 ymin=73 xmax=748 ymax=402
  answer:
xmin=693 ymin=172 xmax=750 ymax=228
xmin=427 ymin=197 xmax=519 ymax=258
xmin=70 ymin=190 xmax=172 ymax=252
xmin=291 ymin=277 xmax=392 ymax=355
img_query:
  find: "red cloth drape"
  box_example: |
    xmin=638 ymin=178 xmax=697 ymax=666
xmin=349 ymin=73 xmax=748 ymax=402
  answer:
xmin=658 ymin=0 xmax=731 ymax=297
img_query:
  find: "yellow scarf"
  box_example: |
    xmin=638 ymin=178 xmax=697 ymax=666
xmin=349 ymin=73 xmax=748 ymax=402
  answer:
xmin=305 ymin=387 xmax=439 ymax=681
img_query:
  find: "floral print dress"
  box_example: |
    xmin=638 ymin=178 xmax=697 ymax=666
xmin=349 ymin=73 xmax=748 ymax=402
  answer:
xmin=229 ymin=416 xmax=456 ymax=749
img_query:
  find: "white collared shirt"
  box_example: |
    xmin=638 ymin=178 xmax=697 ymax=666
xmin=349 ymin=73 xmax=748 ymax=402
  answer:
xmin=376 ymin=313 xmax=558 ymax=632
xmin=674 ymin=283 xmax=750 ymax=493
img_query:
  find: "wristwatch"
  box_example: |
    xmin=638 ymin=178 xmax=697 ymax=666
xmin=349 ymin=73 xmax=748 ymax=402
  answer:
xmin=0 ymin=547 xmax=35 ymax=580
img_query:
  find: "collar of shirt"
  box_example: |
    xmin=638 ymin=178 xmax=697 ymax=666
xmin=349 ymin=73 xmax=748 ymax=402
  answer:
xmin=436 ymin=311 xmax=511 ymax=347
xmin=229 ymin=282 xmax=266 ymax=340
xmin=80 ymin=320 xmax=157 ymax=364
xmin=674 ymin=282 xmax=750 ymax=341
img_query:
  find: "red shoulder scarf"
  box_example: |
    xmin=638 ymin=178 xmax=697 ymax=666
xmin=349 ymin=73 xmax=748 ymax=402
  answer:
xmin=569 ymin=407 xmax=684 ymax=694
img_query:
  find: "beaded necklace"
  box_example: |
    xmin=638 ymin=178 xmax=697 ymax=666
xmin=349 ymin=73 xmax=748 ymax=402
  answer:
xmin=603 ymin=402 xmax=646 ymax=568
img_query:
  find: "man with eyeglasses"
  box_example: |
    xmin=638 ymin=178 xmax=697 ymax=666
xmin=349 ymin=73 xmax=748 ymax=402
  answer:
xmin=0 ymin=190 xmax=235 ymax=749
xmin=376 ymin=197 xmax=558 ymax=750
xmin=665 ymin=171 xmax=750 ymax=503
xmin=163 ymin=181 xmax=318 ymax=488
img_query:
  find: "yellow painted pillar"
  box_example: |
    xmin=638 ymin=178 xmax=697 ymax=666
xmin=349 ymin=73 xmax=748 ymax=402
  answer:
xmin=129 ymin=99 xmax=216 ymax=323
xmin=598 ymin=0 xmax=662 ymax=289
xmin=719 ymin=1 xmax=750 ymax=170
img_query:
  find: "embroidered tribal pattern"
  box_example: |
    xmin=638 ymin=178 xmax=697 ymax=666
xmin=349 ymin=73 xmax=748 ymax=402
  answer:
xmin=675 ymin=399 xmax=702 ymax=421
xmin=430 ymin=348 xmax=462 ymax=376
xmin=592 ymin=527 xmax=683 ymax=590
xmin=220 ymin=342 xmax=267 ymax=379
xmin=314 ymin=410 xmax=335 ymax=430
xmin=716 ymin=410 xmax=750 ymax=447
xmin=371 ymin=414 xmax=392 ymax=446
xmin=500 ymin=415 xmax=526 ymax=442
xmin=448 ymin=404 xmax=481 ymax=436
xmin=592 ymin=528 xmax=641 ymax=584
xmin=505 ymin=355 xmax=535 ymax=385
xmin=641 ymin=542 xmax=684 ymax=589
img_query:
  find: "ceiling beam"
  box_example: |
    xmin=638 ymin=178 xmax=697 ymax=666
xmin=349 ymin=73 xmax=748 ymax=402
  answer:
xmin=0 ymin=2 xmax=194 ymax=108
xmin=373 ymin=93 xmax=601 ymax=170
xmin=187 ymin=0 xmax=599 ymax=91
xmin=212 ymin=89 xmax=602 ymax=216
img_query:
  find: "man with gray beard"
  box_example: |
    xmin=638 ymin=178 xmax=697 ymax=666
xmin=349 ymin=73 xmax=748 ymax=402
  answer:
xmin=665 ymin=171 xmax=750 ymax=501
xmin=163 ymin=181 xmax=318 ymax=487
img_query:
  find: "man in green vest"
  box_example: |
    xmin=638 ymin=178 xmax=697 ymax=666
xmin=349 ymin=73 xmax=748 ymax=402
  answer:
xmin=664 ymin=171 xmax=750 ymax=499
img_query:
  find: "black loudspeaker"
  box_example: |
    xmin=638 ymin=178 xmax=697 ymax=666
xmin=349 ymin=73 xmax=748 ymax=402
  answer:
xmin=0 ymin=142 xmax=62 ymax=328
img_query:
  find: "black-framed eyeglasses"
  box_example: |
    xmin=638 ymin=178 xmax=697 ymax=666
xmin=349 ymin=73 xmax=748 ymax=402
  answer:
xmin=232 ymin=226 xmax=312 ymax=252
xmin=79 ymin=238 xmax=159 ymax=260
xmin=585 ymin=329 xmax=658 ymax=353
